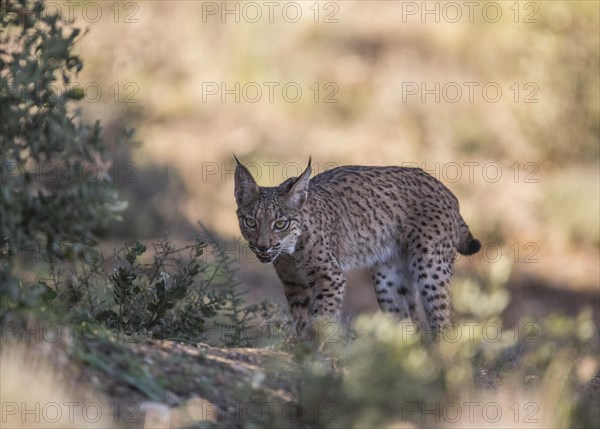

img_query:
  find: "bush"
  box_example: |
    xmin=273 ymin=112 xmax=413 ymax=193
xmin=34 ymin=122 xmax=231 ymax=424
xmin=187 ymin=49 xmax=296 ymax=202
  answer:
xmin=0 ymin=0 xmax=129 ymax=314
xmin=0 ymin=0 xmax=272 ymax=346
xmin=95 ymin=233 xmax=273 ymax=344
xmin=292 ymin=311 xmax=599 ymax=429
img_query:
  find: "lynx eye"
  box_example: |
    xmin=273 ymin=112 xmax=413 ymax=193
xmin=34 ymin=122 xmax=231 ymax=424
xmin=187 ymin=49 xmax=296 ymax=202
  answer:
xmin=273 ymin=220 xmax=289 ymax=231
xmin=243 ymin=218 xmax=257 ymax=228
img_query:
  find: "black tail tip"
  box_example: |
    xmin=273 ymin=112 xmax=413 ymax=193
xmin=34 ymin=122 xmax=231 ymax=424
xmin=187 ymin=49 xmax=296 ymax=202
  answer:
xmin=465 ymin=238 xmax=481 ymax=255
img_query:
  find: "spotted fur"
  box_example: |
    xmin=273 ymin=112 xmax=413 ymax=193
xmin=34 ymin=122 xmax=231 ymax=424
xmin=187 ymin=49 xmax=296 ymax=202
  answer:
xmin=234 ymin=157 xmax=480 ymax=336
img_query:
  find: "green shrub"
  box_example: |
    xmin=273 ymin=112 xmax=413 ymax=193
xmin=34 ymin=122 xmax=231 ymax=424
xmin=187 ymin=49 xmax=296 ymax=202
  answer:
xmin=97 ymin=233 xmax=273 ymax=344
xmin=6 ymin=228 xmax=273 ymax=346
xmin=291 ymin=311 xmax=598 ymax=429
xmin=0 ymin=0 xmax=272 ymax=345
xmin=0 ymin=0 xmax=129 ymax=315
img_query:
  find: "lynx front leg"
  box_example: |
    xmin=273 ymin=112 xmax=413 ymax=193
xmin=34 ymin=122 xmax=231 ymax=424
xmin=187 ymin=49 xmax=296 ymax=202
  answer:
xmin=302 ymin=264 xmax=347 ymax=341
xmin=275 ymin=255 xmax=347 ymax=339
xmin=283 ymin=284 xmax=312 ymax=336
xmin=274 ymin=256 xmax=312 ymax=336
xmin=308 ymin=270 xmax=346 ymax=320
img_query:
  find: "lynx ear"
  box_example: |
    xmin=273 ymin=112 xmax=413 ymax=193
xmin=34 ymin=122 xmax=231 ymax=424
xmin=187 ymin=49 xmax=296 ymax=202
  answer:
xmin=234 ymin=156 xmax=260 ymax=206
xmin=285 ymin=157 xmax=312 ymax=209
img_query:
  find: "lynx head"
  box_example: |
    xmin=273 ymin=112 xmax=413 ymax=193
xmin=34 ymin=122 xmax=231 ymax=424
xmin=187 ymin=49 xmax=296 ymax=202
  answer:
xmin=234 ymin=157 xmax=311 ymax=263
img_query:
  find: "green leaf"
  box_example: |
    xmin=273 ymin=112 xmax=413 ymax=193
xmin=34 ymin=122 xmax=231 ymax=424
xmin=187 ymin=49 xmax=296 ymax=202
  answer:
xmin=66 ymin=87 xmax=84 ymax=100
xmin=126 ymin=240 xmax=146 ymax=264
xmin=96 ymin=310 xmax=117 ymax=322
xmin=39 ymin=282 xmax=57 ymax=301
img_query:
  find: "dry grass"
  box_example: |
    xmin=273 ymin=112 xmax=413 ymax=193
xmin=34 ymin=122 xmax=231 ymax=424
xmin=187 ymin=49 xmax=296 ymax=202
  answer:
xmin=0 ymin=342 xmax=114 ymax=428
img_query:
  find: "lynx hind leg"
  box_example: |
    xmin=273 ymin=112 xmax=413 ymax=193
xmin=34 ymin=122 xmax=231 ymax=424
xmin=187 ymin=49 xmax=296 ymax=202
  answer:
xmin=371 ymin=259 xmax=418 ymax=322
xmin=408 ymin=241 xmax=456 ymax=334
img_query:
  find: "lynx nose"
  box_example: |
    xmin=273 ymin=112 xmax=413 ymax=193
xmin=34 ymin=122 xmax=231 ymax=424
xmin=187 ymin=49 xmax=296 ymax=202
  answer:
xmin=256 ymin=244 xmax=270 ymax=253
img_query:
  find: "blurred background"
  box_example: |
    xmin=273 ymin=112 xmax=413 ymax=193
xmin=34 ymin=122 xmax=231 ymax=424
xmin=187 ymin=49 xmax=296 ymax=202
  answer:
xmin=70 ymin=1 xmax=598 ymax=325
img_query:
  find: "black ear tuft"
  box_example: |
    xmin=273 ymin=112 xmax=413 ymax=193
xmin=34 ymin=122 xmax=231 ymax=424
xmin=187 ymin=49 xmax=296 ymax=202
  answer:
xmin=234 ymin=158 xmax=260 ymax=206
xmin=467 ymin=238 xmax=481 ymax=255
xmin=284 ymin=160 xmax=312 ymax=209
